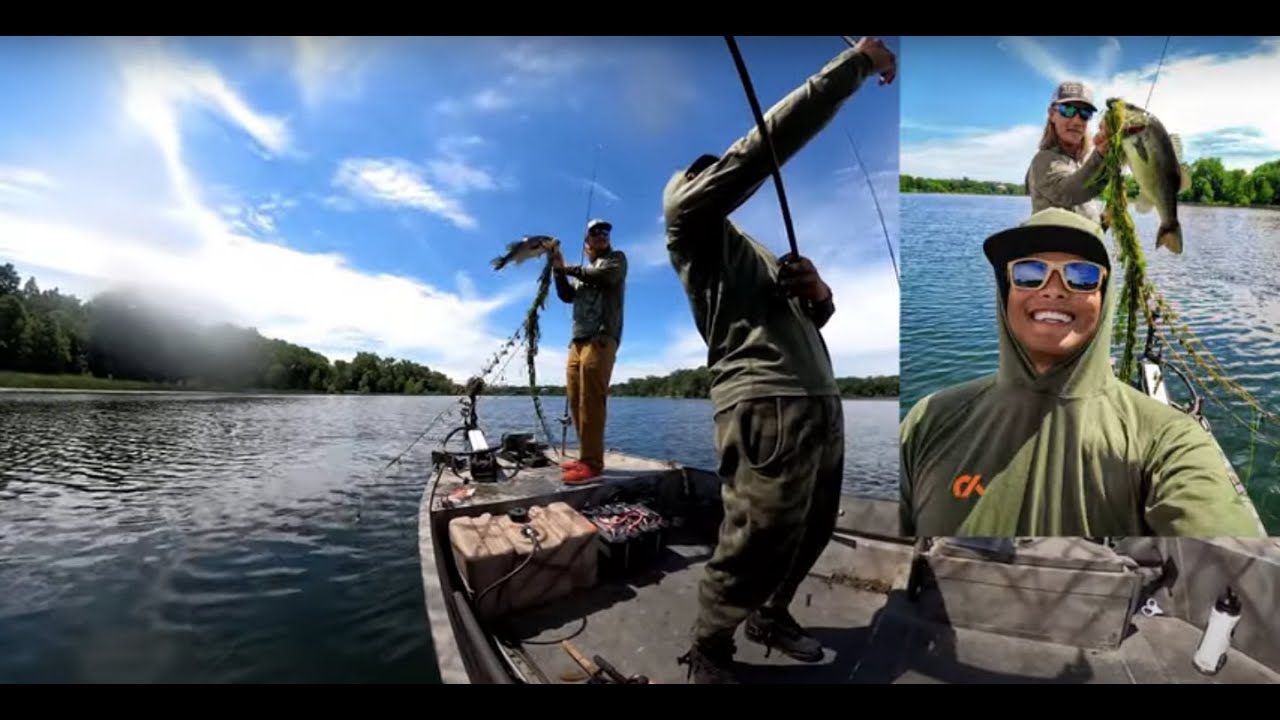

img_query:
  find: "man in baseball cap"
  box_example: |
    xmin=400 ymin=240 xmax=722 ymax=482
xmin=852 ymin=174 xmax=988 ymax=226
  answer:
xmin=550 ymin=217 xmax=627 ymax=485
xmin=898 ymin=208 xmax=1266 ymax=538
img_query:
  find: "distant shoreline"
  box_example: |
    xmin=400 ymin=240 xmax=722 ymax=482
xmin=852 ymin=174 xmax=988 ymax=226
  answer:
xmin=902 ymin=190 xmax=1280 ymax=211
xmin=0 ymin=372 xmax=898 ymax=400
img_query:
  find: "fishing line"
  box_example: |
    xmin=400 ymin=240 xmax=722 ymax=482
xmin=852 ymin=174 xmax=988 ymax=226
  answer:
xmin=723 ymin=36 xmax=800 ymax=259
xmin=1144 ymin=36 xmax=1172 ymax=110
xmin=843 ymin=128 xmax=899 ymax=288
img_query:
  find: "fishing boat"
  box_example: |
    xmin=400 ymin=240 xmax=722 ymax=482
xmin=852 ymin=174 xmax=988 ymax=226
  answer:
xmin=416 ymin=393 xmax=1280 ymax=684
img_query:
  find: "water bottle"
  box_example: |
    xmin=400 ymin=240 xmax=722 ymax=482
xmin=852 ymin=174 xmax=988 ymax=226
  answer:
xmin=1192 ymin=585 xmax=1242 ymax=675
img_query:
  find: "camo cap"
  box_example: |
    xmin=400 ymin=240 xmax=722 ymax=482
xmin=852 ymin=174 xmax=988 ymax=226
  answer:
xmin=1050 ymin=80 xmax=1096 ymax=111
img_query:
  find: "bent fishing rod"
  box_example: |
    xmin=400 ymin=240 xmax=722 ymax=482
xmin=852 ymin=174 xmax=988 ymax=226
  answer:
xmin=726 ymin=36 xmax=898 ymax=285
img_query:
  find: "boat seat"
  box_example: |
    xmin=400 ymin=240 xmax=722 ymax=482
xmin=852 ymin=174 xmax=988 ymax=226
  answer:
xmin=917 ymin=537 xmax=1146 ymax=650
xmin=929 ymin=537 xmax=1141 ymax=573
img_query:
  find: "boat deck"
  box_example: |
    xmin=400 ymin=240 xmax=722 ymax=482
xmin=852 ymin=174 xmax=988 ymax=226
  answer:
xmin=429 ymin=448 xmax=675 ymax=514
xmin=421 ymin=448 xmax=1280 ymax=684
xmin=500 ymin=535 xmax=1280 ymax=684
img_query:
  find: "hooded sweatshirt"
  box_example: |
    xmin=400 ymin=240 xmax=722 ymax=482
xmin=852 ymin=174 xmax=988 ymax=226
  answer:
xmin=899 ymin=219 xmax=1267 ymax=538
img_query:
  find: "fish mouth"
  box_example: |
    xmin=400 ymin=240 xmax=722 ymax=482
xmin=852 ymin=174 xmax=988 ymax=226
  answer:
xmin=1030 ymin=309 xmax=1075 ymax=325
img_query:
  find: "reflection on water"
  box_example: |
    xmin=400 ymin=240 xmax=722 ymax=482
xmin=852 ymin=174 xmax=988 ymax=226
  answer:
xmin=901 ymin=193 xmax=1280 ymax=532
xmin=0 ymin=392 xmax=895 ymax=682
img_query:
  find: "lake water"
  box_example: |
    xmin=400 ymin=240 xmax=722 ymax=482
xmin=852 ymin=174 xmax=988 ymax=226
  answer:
xmin=900 ymin=192 xmax=1280 ymax=533
xmin=0 ymin=392 xmax=896 ymax=683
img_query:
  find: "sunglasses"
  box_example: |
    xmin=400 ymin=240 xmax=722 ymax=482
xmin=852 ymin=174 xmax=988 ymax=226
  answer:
xmin=1055 ymin=103 xmax=1094 ymax=121
xmin=587 ymin=228 xmax=610 ymax=238
xmin=1007 ymin=258 xmax=1107 ymax=293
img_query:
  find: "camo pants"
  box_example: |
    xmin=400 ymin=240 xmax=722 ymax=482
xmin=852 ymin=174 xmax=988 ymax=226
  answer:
xmin=692 ymin=395 xmax=846 ymax=647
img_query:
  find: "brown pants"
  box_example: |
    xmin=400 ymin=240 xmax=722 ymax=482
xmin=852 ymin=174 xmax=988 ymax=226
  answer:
xmin=566 ymin=334 xmax=618 ymax=471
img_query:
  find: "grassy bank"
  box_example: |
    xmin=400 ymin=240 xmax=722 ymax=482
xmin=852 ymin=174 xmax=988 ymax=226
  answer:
xmin=0 ymin=371 xmax=184 ymax=392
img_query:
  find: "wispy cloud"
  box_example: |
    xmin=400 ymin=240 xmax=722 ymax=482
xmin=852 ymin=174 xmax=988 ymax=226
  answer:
xmin=331 ymin=133 xmax=509 ymax=230
xmin=904 ymin=37 xmax=1280 ymax=181
xmin=333 ymin=158 xmax=478 ymax=230
xmin=0 ymin=166 xmax=56 ymax=198
xmin=433 ymin=38 xmax=698 ymax=133
xmin=290 ymin=36 xmax=376 ymax=108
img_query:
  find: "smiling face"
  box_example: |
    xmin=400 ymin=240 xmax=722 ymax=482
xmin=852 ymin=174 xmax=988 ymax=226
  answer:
xmin=1005 ymin=251 xmax=1105 ymax=374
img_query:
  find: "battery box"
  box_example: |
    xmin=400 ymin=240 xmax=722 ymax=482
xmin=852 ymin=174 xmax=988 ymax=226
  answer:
xmin=581 ymin=502 xmax=668 ymax=580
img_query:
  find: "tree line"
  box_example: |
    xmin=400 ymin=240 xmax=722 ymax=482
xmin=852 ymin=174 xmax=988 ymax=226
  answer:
xmin=1 ymin=264 xmax=898 ymax=399
xmin=485 ymin=367 xmax=898 ymax=399
xmin=0 ymin=264 xmax=458 ymax=394
xmin=902 ymin=157 xmax=1280 ymax=208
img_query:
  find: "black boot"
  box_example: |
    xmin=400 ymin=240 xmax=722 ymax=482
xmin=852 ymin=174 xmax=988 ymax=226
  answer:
xmin=744 ymin=607 xmax=824 ymax=662
xmin=677 ymin=639 xmax=738 ymax=684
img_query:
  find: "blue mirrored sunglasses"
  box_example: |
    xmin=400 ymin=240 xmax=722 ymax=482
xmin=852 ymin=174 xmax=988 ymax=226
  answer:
xmin=1008 ymin=258 xmax=1107 ymax=293
xmin=1056 ymin=103 xmax=1094 ymax=121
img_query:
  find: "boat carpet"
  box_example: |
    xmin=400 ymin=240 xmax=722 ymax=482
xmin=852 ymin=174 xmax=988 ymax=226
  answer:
xmin=497 ymin=535 xmax=1280 ymax=684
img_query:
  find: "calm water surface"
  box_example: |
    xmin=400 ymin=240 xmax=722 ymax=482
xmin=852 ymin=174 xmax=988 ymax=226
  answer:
xmin=901 ymin=193 xmax=1280 ymax=532
xmin=0 ymin=392 xmax=896 ymax=682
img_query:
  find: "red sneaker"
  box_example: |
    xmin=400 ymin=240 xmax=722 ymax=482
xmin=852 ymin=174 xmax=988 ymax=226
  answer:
xmin=562 ymin=464 xmax=601 ymax=484
xmin=560 ymin=459 xmax=585 ymax=470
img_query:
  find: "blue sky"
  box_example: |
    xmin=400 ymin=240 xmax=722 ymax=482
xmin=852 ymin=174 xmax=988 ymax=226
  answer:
xmin=0 ymin=36 xmax=900 ymax=385
xmin=901 ymin=36 xmax=1280 ymax=183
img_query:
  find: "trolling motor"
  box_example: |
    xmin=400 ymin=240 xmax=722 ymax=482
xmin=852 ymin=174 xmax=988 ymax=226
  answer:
xmin=432 ymin=376 xmax=499 ymax=483
xmin=430 ymin=376 xmax=554 ymax=482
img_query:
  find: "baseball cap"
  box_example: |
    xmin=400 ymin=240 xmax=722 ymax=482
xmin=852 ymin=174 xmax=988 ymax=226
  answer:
xmin=983 ymin=208 xmax=1111 ymax=290
xmin=587 ymin=218 xmax=612 ymax=234
xmin=1050 ymin=80 xmax=1096 ymax=111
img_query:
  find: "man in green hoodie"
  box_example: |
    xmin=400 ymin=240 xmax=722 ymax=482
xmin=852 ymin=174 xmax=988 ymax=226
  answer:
xmin=663 ymin=38 xmax=897 ymax=683
xmin=899 ymin=207 xmax=1267 ymax=538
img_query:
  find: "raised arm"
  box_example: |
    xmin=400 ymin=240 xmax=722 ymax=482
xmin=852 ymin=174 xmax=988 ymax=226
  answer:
xmin=664 ymin=46 xmax=877 ymax=233
xmin=1028 ymin=148 xmax=1107 ymax=208
xmin=566 ymin=251 xmax=627 ymax=288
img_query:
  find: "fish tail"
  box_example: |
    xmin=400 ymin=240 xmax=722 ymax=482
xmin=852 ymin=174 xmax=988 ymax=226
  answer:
xmin=491 ymin=255 xmax=508 ymax=270
xmin=1156 ymin=220 xmax=1183 ymax=255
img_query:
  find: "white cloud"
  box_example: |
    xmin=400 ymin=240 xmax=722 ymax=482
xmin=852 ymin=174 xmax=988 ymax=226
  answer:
xmin=901 ymin=124 xmax=1042 ymax=184
xmin=332 ymin=158 xmax=478 ymax=230
xmin=0 ymin=40 xmax=540 ymax=388
xmin=904 ymin=37 xmax=1280 ymax=182
xmin=610 ymin=326 xmax=709 ymax=383
xmin=331 ymin=133 xmax=509 ymax=228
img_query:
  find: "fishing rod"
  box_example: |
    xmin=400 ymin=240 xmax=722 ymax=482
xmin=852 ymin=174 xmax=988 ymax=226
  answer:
xmin=723 ymin=36 xmax=800 ymax=260
xmin=844 ymin=128 xmax=899 ymax=288
xmin=559 ymin=143 xmax=602 ymax=458
xmin=724 ymin=36 xmax=888 ymax=267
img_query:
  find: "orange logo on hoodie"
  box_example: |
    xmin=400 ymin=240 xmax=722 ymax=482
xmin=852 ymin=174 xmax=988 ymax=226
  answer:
xmin=952 ymin=474 xmax=984 ymax=499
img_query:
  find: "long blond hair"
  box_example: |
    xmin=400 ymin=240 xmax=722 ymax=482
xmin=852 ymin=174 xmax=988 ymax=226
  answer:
xmin=1039 ymin=107 xmax=1088 ymax=162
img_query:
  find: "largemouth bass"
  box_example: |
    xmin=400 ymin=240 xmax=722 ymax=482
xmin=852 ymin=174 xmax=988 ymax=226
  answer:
xmin=1109 ymin=98 xmax=1191 ymax=254
xmin=491 ymin=235 xmax=561 ymax=271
